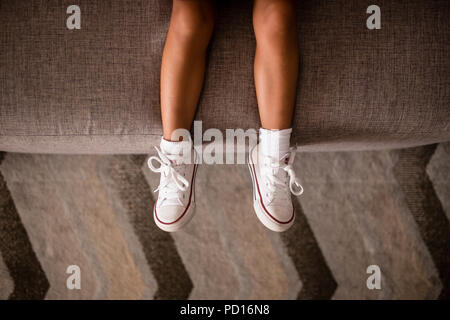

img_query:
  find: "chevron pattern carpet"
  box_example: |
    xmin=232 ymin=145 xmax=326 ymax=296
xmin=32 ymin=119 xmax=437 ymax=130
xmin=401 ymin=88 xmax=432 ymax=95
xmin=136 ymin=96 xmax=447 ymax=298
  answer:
xmin=0 ymin=143 xmax=449 ymax=300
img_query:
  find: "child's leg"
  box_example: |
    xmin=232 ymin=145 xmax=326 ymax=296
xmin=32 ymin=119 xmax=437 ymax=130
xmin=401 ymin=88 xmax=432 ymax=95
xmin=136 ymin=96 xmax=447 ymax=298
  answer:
xmin=151 ymin=0 xmax=214 ymax=233
xmin=252 ymin=0 xmax=299 ymax=130
xmin=161 ymin=0 xmax=215 ymax=141
xmin=249 ymin=0 xmax=301 ymax=233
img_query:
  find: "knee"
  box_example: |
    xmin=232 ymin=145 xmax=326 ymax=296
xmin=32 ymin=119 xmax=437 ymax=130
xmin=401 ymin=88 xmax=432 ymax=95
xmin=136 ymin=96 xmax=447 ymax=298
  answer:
xmin=171 ymin=0 xmax=215 ymax=42
xmin=253 ymin=1 xmax=297 ymax=42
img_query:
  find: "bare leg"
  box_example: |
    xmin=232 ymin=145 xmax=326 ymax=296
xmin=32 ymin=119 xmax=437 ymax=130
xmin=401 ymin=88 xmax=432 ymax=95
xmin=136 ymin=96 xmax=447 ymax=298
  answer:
xmin=253 ymin=0 xmax=299 ymax=130
xmin=161 ymin=0 xmax=215 ymax=140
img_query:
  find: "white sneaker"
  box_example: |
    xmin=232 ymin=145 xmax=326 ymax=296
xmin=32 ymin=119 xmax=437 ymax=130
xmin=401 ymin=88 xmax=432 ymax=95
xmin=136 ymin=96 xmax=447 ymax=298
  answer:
xmin=148 ymin=147 xmax=198 ymax=232
xmin=248 ymin=144 xmax=303 ymax=232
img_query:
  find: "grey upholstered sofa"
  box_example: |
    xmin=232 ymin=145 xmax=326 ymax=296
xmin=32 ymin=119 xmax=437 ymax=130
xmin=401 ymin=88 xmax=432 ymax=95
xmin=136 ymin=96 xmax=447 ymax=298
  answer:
xmin=1 ymin=0 xmax=449 ymax=154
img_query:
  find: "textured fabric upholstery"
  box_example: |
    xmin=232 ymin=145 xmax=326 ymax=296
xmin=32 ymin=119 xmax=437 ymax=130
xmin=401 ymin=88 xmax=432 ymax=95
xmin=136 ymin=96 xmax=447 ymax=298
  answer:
xmin=0 ymin=0 xmax=449 ymax=153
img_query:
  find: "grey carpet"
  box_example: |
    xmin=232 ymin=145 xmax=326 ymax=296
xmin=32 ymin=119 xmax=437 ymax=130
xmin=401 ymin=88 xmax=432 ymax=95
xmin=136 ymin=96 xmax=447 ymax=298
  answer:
xmin=0 ymin=143 xmax=449 ymax=299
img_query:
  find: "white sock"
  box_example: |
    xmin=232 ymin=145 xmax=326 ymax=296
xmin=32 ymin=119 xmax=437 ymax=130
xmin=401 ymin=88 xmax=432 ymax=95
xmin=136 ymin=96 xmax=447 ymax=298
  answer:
xmin=160 ymin=137 xmax=193 ymax=163
xmin=259 ymin=128 xmax=292 ymax=159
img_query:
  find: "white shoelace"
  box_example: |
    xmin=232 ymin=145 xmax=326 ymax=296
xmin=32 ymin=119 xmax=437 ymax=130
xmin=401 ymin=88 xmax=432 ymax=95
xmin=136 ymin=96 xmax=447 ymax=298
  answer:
xmin=261 ymin=147 xmax=303 ymax=204
xmin=148 ymin=147 xmax=190 ymax=207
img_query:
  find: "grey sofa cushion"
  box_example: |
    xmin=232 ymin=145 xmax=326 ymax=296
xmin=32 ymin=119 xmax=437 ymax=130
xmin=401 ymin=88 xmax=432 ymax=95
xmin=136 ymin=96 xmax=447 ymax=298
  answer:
xmin=0 ymin=0 xmax=449 ymax=153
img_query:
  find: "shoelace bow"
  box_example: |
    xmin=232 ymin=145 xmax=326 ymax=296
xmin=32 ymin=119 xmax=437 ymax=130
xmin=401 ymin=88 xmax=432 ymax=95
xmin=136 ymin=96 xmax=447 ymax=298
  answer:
xmin=262 ymin=148 xmax=304 ymax=202
xmin=147 ymin=147 xmax=190 ymax=206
